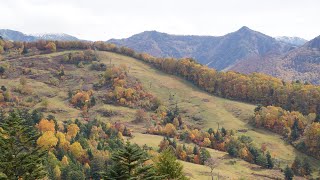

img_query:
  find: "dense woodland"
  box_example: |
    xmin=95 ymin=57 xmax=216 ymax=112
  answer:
xmin=0 ymin=39 xmax=319 ymax=179
xmin=0 ymin=110 xmax=190 ymax=180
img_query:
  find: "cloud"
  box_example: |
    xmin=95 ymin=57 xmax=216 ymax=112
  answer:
xmin=0 ymin=0 xmax=319 ymax=40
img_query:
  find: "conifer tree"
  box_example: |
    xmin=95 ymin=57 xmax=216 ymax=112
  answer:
xmin=266 ymin=151 xmax=274 ymax=169
xmin=155 ymin=148 xmax=188 ymax=180
xmin=284 ymin=165 xmax=294 ymax=180
xmin=302 ymin=160 xmax=312 ymax=176
xmin=106 ymin=141 xmax=160 ymax=180
xmin=0 ymin=112 xmax=47 ymax=179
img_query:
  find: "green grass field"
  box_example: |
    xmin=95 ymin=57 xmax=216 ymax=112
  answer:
xmin=129 ymin=132 xmax=284 ymax=179
xmin=96 ymin=51 xmax=319 ymax=179
xmin=2 ymin=51 xmax=318 ymax=179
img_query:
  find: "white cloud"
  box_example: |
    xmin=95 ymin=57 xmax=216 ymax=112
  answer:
xmin=0 ymin=0 xmax=319 ymax=40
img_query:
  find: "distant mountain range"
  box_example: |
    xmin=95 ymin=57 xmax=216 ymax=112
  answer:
xmin=1 ymin=28 xmax=319 ymax=84
xmin=108 ymin=26 xmax=295 ymax=71
xmin=0 ymin=29 xmax=79 ymax=41
xmin=233 ymin=35 xmax=320 ymax=84
xmin=108 ymin=27 xmax=320 ymax=84
xmin=275 ymin=36 xmax=307 ymax=46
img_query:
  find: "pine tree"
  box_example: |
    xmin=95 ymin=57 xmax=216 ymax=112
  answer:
xmin=207 ymin=128 xmax=214 ymax=135
xmin=200 ymin=148 xmax=211 ymax=165
xmin=193 ymin=146 xmax=200 ymax=155
xmin=155 ymin=148 xmax=188 ymax=180
xmin=291 ymin=157 xmax=302 ymax=175
xmin=302 ymin=160 xmax=312 ymax=176
xmin=290 ymin=119 xmax=300 ymax=141
xmin=90 ymin=96 xmax=96 ymax=107
xmin=0 ymin=111 xmax=47 ymax=179
xmin=106 ymin=141 xmax=161 ymax=180
xmin=221 ymin=127 xmax=227 ymax=136
xmin=284 ymin=165 xmax=294 ymax=180
xmin=256 ymin=153 xmax=267 ymax=167
xmin=22 ymin=45 xmax=28 ymax=54
xmin=315 ymin=105 xmax=320 ymax=122
xmin=266 ymin=151 xmax=274 ymax=169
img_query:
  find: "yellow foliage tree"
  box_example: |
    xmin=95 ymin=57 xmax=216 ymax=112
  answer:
xmin=37 ymin=119 xmax=55 ymax=132
xmin=56 ymin=132 xmax=70 ymax=151
xmin=163 ymin=123 xmax=176 ymax=137
xmin=202 ymin=138 xmax=211 ymax=147
xmin=173 ymin=118 xmax=180 ymax=128
xmin=67 ymin=123 xmax=80 ymax=138
xmin=53 ymin=165 xmax=61 ymax=180
xmin=45 ymin=42 xmax=57 ymax=53
xmin=61 ymin=156 xmax=69 ymax=166
xmin=37 ymin=131 xmax=58 ymax=150
xmin=69 ymin=142 xmax=85 ymax=159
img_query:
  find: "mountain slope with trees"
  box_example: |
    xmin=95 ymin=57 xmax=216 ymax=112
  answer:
xmin=108 ymin=28 xmax=320 ymax=84
xmin=233 ymin=35 xmax=320 ymax=84
xmin=108 ymin=26 xmax=293 ymax=71
xmin=0 ymin=39 xmax=319 ymax=179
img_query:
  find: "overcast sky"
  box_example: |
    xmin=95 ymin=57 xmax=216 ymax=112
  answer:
xmin=0 ymin=0 xmax=319 ymax=41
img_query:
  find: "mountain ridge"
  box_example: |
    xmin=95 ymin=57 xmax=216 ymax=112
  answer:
xmin=108 ymin=26 xmax=294 ymax=70
xmin=108 ymin=27 xmax=320 ymax=84
xmin=276 ymin=36 xmax=308 ymax=46
xmin=0 ymin=29 xmax=79 ymax=41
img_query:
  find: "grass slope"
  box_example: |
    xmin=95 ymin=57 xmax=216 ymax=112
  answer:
xmin=97 ymin=51 xmax=319 ymax=178
xmin=1 ymin=51 xmax=318 ymax=179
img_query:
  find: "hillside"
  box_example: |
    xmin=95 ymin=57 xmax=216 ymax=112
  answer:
xmin=233 ymin=36 xmax=320 ymax=84
xmin=0 ymin=29 xmax=79 ymax=41
xmin=108 ymin=26 xmax=293 ymax=70
xmin=1 ymin=48 xmax=319 ymax=179
xmin=108 ymin=28 xmax=320 ymax=84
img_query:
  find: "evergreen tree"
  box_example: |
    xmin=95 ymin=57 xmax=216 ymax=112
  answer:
xmin=254 ymin=104 xmax=263 ymax=112
xmin=221 ymin=127 xmax=227 ymax=136
xmin=193 ymin=146 xmax=200 ymax=155
xmin=22 ymin=45 xmax=28 ymax=54
xmin=31 ymin=109 xmax=43 ymax=125
xmin=106 ymin=141 xmax=160 ymax=180
xmin=172 ymin=139 xmax=177 ymax=149
xmin=0 ymin=112 xmax=47 ymax=179
xmin=315 ymin=105 xmax=320 ymax=122
xmin=266 ymin=151 xmax=274 ymax=169
xmin=91 ymin=156 xmax=105 ymax=180
xmin=256 ymin=154 xmax=267 ymax=167
xmin=284 ymin=165 xmax=294 ymax=180
xmin=291 ymin=157 xmax=302 ymax=175
xmin=155 ymin=148 xmax=188 ymax=180
xmin=302 ymin=160 xmax=312 ymax=176
xmin=90 ymin=96 xmax=96 ymax=107
xmin=290 ymin=119 xmax=300 ymax=140
xmin=200 ymin=148 xmax=211 ymax=165
xmin=207 ymin=128 xmax=214 ymax=135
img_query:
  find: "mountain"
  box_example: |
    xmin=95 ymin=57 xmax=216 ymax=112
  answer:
xmin=232 ymin=35 xmax=320 ymax=84
xmin=31 ymin=33 xmax=79 ymax=41
xmin=0 ymin=29 xmax=79 ymax=41
xmin=109 ymin=31 xmax=220 ymax=60
xmin=108 ymin=26 xmax=292 ymax=70
xmin=0 ymin=29 xmax=37 ymax=42
xmin=275 ymin=36 xmax=307 ymax=46
xmin=306 ymin=35 xmax=320 ymax=49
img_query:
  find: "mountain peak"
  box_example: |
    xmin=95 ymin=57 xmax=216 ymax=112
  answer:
xmin=237 ymin=26 xmax=252 ymax=32
xmin=306 ymin=35 xmax=320 ymax=48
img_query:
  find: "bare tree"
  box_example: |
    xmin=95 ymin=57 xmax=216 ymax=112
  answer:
xmin=205 ymin=157 xmax=221 ymax=180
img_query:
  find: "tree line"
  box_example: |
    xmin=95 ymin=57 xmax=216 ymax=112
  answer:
xmin=1 ymin=39 xmax=319 ymax=119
